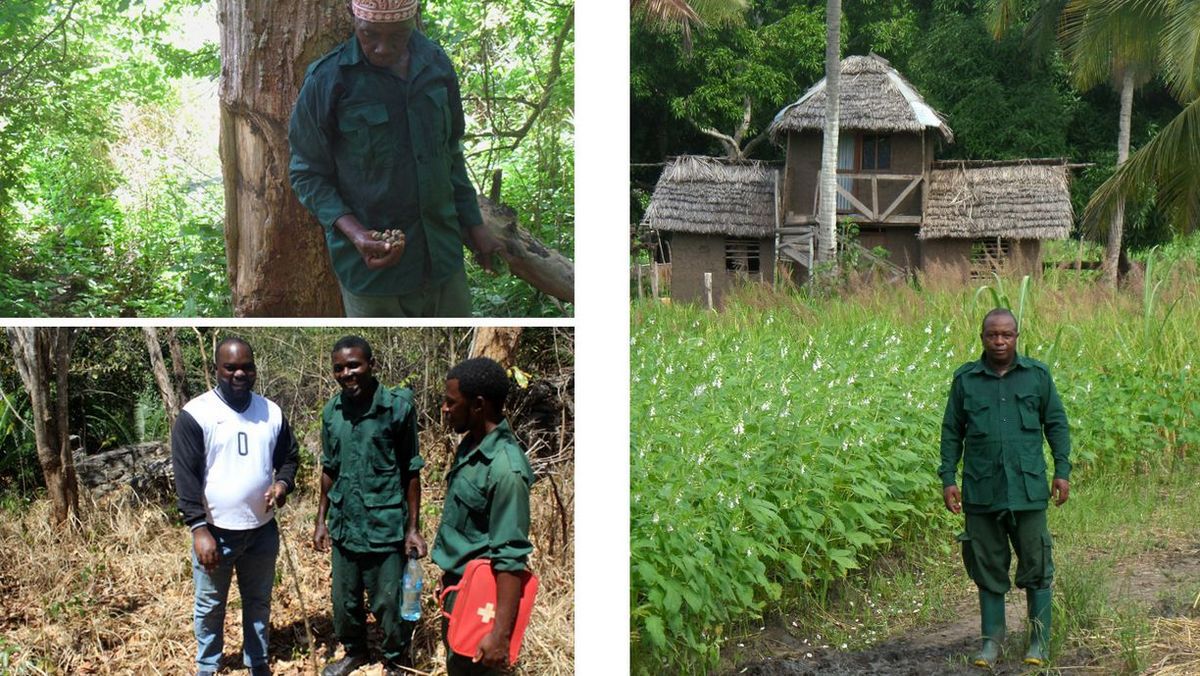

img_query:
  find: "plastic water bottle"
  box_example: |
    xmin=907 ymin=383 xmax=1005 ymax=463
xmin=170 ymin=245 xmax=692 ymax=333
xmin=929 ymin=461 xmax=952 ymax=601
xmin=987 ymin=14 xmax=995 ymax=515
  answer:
xmin=401 ymin=556 xmax=423 ymax=621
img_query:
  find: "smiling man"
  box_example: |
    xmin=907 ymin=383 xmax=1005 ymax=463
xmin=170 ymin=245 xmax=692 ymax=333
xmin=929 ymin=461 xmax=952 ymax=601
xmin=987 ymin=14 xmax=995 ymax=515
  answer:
xmin=939 ymin=308 xmax=1072 ymax=669
xmin=171 ymin=336 xmax=300 ymax=676
xmin=314 ymin=335 xmax=426 ymax=675
xmin=288 ymin=0 xmax=499 ymax=318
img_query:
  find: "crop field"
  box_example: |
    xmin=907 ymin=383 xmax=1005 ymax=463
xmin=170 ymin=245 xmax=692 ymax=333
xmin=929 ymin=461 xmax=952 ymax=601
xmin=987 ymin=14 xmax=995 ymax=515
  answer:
xmin=630 ymin=260 xmax=1200 ymax=673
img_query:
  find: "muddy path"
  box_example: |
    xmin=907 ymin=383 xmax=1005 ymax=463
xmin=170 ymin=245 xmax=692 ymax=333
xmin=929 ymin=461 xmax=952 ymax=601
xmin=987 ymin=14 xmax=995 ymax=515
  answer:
xmin=724 ymin=540 xmax=1200 ymax=676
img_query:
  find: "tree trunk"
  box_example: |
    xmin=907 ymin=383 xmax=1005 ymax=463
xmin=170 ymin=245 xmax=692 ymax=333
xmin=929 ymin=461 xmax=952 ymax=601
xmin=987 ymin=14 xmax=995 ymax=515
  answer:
xmin=816 ymin=0 xmax=841 ymax=267
xmin=167 ymin=327 xmax=190 ymax=403
xmin=469 ymin=327 xmax=522 ymax=368
xmin=5 ymin=328 xmax=80 ymax=526
xmin=142 ymin=327 xmax=182 ymax=431
xmin=218 ymin=0 xmax=349 ymax=316
xmin=478 ymin=196 xmax=574 ymax=303
xmin=1103 ymin=69 xmax=1134 ymax=287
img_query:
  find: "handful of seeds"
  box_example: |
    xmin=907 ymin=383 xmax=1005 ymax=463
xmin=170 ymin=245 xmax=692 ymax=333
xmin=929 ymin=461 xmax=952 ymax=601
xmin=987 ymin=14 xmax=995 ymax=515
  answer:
xmin=369 ymin=229 xmax=406 ymax=258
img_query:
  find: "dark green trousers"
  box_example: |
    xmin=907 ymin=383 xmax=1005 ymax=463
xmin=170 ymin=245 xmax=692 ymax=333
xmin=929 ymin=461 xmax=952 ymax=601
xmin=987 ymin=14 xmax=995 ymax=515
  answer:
xmin=441 ymin=576 xmax=503 ymax=676
xmin=959 ymin=509 xmax=1054 ymax=595
xmin=331 ymin=544 xmax=414 ymax=663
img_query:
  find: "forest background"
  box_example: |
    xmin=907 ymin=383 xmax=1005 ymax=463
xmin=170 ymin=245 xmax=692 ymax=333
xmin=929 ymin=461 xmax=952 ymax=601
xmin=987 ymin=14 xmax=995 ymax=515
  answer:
xmin=0 ymin=326 xmax=575 ymax=673
xmin=0 ymin=0 xmax=575 ymax=318
xmin=630 ymin=0 xmax=1187 ymax=255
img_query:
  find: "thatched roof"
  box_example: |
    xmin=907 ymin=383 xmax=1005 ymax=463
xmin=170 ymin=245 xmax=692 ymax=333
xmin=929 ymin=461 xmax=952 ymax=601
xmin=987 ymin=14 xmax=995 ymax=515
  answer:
xmin=769 ymin=54 xmax=953 ymax=144
xmin=643 ymin=155 xmax=778 ymax=237
xmin=920 ymin=159 xmax=1073 ymax=240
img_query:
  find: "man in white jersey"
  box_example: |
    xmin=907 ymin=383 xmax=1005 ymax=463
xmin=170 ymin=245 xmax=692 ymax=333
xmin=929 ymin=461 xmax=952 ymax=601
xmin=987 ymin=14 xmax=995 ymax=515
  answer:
xmin=171 ymin=336 xmax=300 ymax=676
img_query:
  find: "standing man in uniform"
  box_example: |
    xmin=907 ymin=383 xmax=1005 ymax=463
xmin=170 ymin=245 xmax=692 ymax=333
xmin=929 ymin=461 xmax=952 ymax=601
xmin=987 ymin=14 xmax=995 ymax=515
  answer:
xmin=433 ymin=357 xmax=535 ymax=674
xmin=313 ymin=336 xmax=427 ymax=676
xmin=288 ymin=0 xmax=500 ymax=318
xmin=939 ymin=308 xmax=1071 ymax=669
xmin=172 ymin=337 xmax=300 ymax=676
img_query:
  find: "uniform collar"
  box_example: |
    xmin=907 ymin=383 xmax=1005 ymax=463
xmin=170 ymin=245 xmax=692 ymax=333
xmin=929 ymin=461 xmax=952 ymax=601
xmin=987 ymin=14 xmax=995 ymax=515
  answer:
xmin=334 ymin=380 xmax=392 ymax=419
xmin=455 ymin=418 xmax=515 ymax=464
xmin=970 ymin=352 xmax=1032 ymax=377
xmin=338 ymin=31 xmax=433 ymax=80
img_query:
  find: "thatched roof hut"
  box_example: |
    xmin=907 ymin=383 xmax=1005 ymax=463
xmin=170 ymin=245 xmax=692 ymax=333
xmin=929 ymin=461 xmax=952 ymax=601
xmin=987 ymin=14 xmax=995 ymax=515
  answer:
xmin=768 ymin=54 xmax=954 ymax=144
xmin=643 ymin=155 xmax=779 ymax=237
xmin=920 ymin=159 xmax=1073 ymax=240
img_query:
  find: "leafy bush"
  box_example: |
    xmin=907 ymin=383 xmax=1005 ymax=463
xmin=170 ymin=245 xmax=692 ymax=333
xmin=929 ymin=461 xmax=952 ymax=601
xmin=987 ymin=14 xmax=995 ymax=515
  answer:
xmin=631 ymin=267 xmax=1200 ymax=672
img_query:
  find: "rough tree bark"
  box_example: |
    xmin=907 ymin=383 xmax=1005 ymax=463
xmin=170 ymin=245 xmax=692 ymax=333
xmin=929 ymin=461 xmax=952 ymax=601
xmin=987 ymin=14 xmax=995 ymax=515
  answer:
xmin=218 ymin=0 xmax=350 ymax=317
xmin=1103 ymin=69 xmax=1134 ymax=287
xmin=5 ymin=328 xmax=80 ymax=526
xmin=167 ymin=327 xmax=190 ymax=403
xmin=479 ymin=197 xmax=574 ymax=303
xmin=142 ymin=327 xmax=182 ymax=431
xmin=469 ymin=327 xmax=522 ymax=367
xmin=218 ymin=3 xmax=573 ymax=315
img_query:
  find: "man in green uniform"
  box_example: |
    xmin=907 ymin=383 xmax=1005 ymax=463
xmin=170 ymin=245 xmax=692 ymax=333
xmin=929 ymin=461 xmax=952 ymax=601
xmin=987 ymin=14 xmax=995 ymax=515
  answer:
xmin=940 ymin=308 xmax=1071 ymax=669
xmin=433 ymin=357 xmax=535 ymax=674
xmin=288 ymin=0 xmax=499 ymax=318
xmin=313 ymin=335 xmax=427 ymax=675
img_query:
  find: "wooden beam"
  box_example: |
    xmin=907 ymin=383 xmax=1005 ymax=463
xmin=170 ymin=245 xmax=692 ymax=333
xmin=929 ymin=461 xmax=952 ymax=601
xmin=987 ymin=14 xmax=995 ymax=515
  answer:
xmin=879 ymin=175 xmax=924 ymax=222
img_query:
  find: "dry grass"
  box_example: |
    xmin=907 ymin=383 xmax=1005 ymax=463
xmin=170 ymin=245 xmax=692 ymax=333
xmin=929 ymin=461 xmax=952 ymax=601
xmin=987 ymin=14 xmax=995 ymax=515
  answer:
xmin=0 ymin=443 xmax=573 ymax=675
xmin=1144 ymin=617 xmax=1200 ymax=675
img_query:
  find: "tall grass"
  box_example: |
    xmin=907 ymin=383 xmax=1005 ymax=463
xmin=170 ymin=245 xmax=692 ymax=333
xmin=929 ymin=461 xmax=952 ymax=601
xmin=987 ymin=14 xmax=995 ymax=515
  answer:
xmin=630 ymin=268 xmax=1200 ymax=672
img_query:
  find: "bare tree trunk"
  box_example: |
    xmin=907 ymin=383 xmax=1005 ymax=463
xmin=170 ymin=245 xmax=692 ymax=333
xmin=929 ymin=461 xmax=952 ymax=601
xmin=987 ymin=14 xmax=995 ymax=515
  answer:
xmin=816 ymin=0 xmax=841 ymax=267
xmin=142 ymin=327 xmax=182 ymax=431
xmin=469 ymin=328 xmax=522 ymax=367
xmin=479 ymin=196 xmax=574 ymax=303
xmin=218 ymin=0 xmax=349 ymax=316
xmin=5 ymin=328 xmax=80 ymax=526
xmin=1104 ymin=69 xmax=1134 ymax=287
xmin=167 ymin=327 xmax=190 ymax=403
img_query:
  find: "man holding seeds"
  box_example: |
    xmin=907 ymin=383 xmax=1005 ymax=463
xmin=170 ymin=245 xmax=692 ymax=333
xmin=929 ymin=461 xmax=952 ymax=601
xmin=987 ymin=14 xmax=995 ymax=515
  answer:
xmin=288 ymin=0 xmax=499 ymax=318
xmin=939 ymin=308 xmax=1071 ymax=669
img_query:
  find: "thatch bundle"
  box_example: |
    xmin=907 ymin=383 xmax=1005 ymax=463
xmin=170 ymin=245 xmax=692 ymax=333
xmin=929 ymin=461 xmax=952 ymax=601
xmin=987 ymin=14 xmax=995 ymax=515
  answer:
xmin=643 ymin=155 xmax=778 ymax=237
xmin=920 ymin=159 xmax=1073 ymax=240
xmin=768 ymin=54 xmax=954 ymax=144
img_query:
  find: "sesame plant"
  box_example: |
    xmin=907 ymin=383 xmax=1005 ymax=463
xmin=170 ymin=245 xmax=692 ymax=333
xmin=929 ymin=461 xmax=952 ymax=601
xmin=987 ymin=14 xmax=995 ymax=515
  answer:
xmin=630 ymin=261 xmax=1200 ymax=672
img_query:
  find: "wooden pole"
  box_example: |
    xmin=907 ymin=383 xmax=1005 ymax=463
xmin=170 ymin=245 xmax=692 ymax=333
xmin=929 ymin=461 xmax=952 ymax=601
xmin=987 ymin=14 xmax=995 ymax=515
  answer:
xmin=704 ymin=272 xmax=713 ymax=310
xmin=650 ymin=264 xmax=660 ymax=298
xmin=637 ymin=263 xmax=644 ymax=299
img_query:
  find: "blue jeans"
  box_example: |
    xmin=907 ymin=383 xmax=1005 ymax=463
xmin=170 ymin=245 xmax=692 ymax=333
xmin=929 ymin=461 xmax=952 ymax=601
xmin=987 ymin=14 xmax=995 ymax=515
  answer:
xmin=191 ymin=520 xmax=279 ymax=672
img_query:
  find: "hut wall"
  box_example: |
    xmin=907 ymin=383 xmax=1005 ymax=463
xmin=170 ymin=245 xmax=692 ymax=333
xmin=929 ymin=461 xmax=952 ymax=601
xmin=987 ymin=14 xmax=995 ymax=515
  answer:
xmin=668 ymin=233 xmax=775 ymax=306
xmin=921 ymin=238 xmax=1043 ymax=281
xmin=784 ymin=131 xmax=926 ymax=223
xmin=856 ymin=226 xmax=920 ymax=268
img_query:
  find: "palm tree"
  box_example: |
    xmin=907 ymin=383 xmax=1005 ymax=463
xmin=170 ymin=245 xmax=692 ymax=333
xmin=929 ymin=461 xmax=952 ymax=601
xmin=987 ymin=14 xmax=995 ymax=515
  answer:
xmin=989 ymin=0 xmax=1161 ymax=285
xmin=1062 ymin=0 xmax=1200 ymax=244
xmin=816 ymin=0 xmax=841 ymax=266
xmin=630 ymin=0 xmax=746 ymax=51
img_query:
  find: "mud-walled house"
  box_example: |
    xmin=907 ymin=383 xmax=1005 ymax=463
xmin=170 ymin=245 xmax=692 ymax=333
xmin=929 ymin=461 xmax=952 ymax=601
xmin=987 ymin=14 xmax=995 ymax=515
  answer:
xmin=766 ymin=53 xmax=1073 ymax=281
xmin=642 ymin=156 xmax=779 ymax=306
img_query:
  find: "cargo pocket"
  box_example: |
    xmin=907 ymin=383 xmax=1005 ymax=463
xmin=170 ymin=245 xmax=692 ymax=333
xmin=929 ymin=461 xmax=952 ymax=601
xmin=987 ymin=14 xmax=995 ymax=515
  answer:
xmin=450 ymin=478 xmax=489 ymax=536
xmin=327 ymin=486 xmax=345 ymax=541
xmin=964 ymin=397 xmax=991 ymax=438
xmin=425 ymin=85 xmax=451 ymax=153
xmin=962 ymin=455 xmax=994 ymax=506
xmin=1019 ymin=452 xmax=1050 ymax=502
xmin=957 ymin=531 xmax=980 ymax=584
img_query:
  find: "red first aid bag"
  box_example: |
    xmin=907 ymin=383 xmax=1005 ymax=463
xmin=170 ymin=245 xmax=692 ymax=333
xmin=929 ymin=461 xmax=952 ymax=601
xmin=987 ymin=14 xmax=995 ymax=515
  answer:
xmin=438 ymin=559 xmax=538 ymax=665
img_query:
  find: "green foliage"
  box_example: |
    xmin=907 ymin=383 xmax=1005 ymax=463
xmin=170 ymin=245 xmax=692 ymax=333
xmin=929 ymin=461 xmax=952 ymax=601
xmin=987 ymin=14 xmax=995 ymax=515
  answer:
xmin=0 ymin=0 xmax=227 ymax=316
xmin=630 ymin=271 xmax=1200 ymax=671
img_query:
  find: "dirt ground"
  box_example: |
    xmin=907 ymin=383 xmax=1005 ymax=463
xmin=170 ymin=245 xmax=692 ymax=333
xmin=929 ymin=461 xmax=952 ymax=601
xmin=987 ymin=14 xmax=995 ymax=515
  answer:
xmin=723 ymin=540 xmax=1200 ymax=676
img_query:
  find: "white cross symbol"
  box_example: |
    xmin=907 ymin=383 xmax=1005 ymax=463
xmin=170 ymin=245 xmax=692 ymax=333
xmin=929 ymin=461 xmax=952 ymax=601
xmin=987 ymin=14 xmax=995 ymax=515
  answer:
xmin=477 ymin=602 xmax=496 ymax=624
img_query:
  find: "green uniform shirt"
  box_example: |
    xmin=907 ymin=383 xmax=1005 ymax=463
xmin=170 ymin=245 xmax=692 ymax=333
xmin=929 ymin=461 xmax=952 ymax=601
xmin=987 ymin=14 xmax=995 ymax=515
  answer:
xmin=939 ymin=353 xmax=1071 ymax=514
xmin=432 ymin=419 xmax=534 ymax=577
xmin=288 ymin=32 xmax=483 ymax=296
xmin=321 ymin=384 xmax=424 ymax=553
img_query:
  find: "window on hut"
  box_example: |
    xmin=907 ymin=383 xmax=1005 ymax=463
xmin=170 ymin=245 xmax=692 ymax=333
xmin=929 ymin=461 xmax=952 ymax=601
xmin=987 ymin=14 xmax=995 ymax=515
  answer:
xmin=861 ymin=134 xmax=891 ymax=171
xmin=969 ymin=238 xmax=1010 ymax=280
xmin=725 ymin=238 xmax=761 ymax=274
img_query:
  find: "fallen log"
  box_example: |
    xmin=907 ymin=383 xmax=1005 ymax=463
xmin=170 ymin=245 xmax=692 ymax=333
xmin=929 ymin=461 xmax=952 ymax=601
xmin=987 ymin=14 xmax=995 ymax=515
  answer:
xmin=478 ymin=195 xmax=574 ymax=304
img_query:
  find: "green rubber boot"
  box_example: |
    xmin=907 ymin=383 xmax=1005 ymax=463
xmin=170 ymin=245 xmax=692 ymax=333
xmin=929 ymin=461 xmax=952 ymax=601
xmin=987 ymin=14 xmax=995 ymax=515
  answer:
xmin=1024 ymin=587 xmax=1052 ymax=666
xmin=971 ymin=589 xmax=1006 ymax=669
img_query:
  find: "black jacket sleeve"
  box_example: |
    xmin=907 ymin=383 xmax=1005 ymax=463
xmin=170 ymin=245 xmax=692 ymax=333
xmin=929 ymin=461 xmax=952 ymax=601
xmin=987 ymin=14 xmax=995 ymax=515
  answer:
xmin=171 ymin=410 xmax=208 ymax=529
xmin=272 ymin=414 xmax=301 ymax=493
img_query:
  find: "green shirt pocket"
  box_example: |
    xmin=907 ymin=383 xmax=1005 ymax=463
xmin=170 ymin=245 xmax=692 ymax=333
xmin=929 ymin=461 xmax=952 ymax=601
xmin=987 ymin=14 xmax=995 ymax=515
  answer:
xmin=1015 ymin=392 xmax=1041 ymax=432
xmin=964 ymin=397 xmax=991 ymax=439
xmin=449 ymin=475 xmax=489 ymax=535
xmin=327 ymin=486 xmax=345 ymax=541
xmin=418 ymin=86 xmax=451 ymax=157
xmin=1020 ymin=451 xmax=1050 ymax=501
xmin=962 ymin=455 xmax=995 ymax=506
xmin=338 ymin=102 xmax=395 ymax=170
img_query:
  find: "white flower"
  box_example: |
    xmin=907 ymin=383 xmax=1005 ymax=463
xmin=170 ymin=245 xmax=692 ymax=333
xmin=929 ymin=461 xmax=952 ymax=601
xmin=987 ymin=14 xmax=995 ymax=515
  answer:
xmin=733 ymin=421 xmax=745 ymax=435
xmin=693 ymin=384 xmax=708 ymax=397
xmin=713 ymin=376 xmax=723 ymax=389
xmin=760 ymin=401 xmax=771 ymax=411
xmin=812 ymin=357 xmax=823 ymax=371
